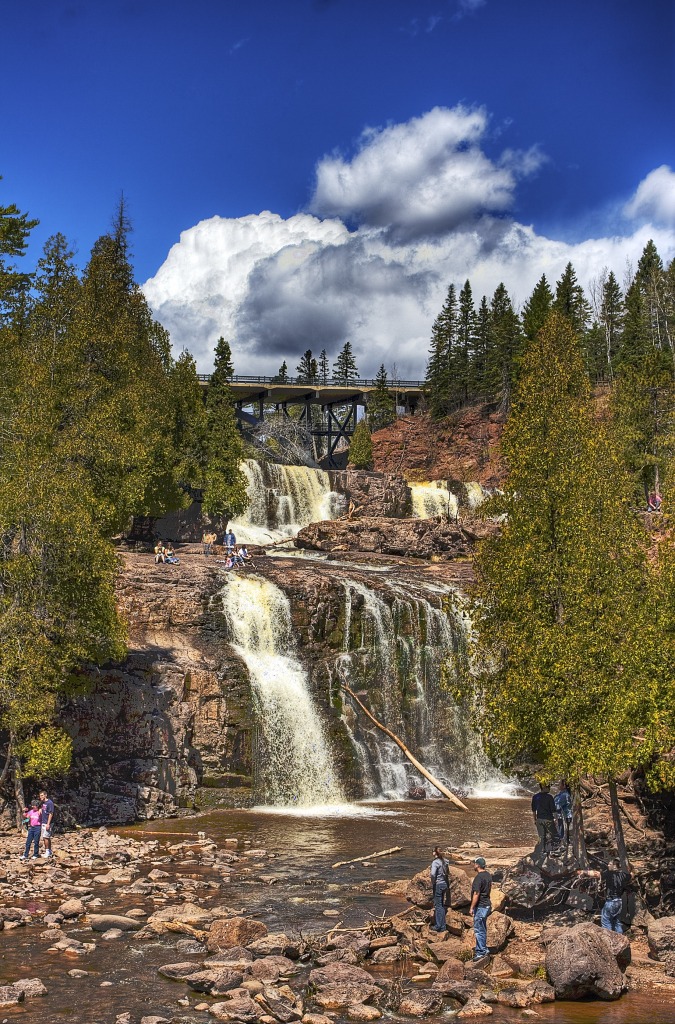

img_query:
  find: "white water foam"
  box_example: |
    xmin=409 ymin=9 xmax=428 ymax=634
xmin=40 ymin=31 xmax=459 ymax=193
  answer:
xmin=230 ymin=460 xmax=343 ymax=545
xmin=410 ymin=481 xmax=458 ymax=520
xmin=223 ymin=574 xmax=345 ymax=807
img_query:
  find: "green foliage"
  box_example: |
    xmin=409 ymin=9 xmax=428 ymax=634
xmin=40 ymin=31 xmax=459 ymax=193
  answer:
xmin=425 ymin=284 xmax=456 ymax=418
xmin=22 ymin=727 xmax=73 ymax=780
xmin=296 ymin=349 xmax=318 ymax=384
xmin=367 ymin=364 xmax=396 ymax=432
xmin=333 ymin=341 xmax=359 ymax=384
xmin=318 ymin=349 xmax=330 ymax=385
xmin=467 ymin=312 xmax=673 ymax=788
xmin=522 ymin=275 xmax=553 ymax=342
xmin=273 ymin=359 xmax=289 ymax=383
xmin=348 ymin=419 xmax=373 ymax=469
xmin=202 ymin=337 xmax=249 ymax=519
xmin=554 ymin=262 xmax=590 ymax=336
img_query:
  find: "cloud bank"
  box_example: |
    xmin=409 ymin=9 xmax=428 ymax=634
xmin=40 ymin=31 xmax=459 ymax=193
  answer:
xmin=143 ymin=107 xmax=675 ymax=379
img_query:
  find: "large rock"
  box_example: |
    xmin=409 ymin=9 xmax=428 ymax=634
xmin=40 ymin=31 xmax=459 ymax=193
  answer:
xmin=250 ymin=955 xmax=297 ymax=981
xmin=398 ymin=992 xmax=443 ymax=1017
xmin=429 ymin=956 xmax=464 ymax=991
xmin=309 ymin=964 xmax=376 ymax=988
xmin=500 ymin=870 xmax=545 ymax=910
xmin=545 ymin=922 xmax=626 ymax=999
xmin=297 ymin=517 xmax=476 ymax=561
xmin=486 ymin=911 xmax=514 ymax=952
xmin=210 ymin=994 xmax=262 ymax=1021
xmin=185 ymin=968 xmax=244 ymax=994
xmin=10 ymin=978 xmax=47 ymax=999
xmin=309 ymin=963 xmax=381 ymax=1010
xmin=148 ymin=902 xmax=214 ymax=929
xmin=406 ymin=867 xmax=472 ymax=909
xmin=328 ymin=470 xmax=412 ymax=518
xmin=648 ymin=915 xmax=675 ymax=975
xmin=0 ymin=986 xmax=24 ymax=1008
xmin=88 ymin=914 xmax=141 ymax=932
xmin=208 ymin=916 xmax=268 ymax=952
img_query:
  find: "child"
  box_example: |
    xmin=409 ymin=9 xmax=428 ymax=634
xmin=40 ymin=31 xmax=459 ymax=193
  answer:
xmin=20 ymin=801 xmax=42 ymax=861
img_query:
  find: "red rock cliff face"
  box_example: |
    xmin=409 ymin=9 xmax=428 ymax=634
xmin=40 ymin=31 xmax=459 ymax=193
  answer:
xmin=372 ymin=405 xmax=506 ymax=488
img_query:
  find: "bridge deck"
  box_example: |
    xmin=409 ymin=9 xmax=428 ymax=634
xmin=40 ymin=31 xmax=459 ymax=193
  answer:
xmin=197 ymin=374 xmax=424 ymax=404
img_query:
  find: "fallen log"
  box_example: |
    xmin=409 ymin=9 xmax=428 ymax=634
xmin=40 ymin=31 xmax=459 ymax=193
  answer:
xmin=332 ymin=846 xmax=402 ymax=868
xmin=341 ymin=683 xmax=469 ymax=811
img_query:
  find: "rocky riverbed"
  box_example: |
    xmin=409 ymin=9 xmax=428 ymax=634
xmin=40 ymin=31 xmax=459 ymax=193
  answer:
xmin=1 ymin=814 xmax=674 ymax=1024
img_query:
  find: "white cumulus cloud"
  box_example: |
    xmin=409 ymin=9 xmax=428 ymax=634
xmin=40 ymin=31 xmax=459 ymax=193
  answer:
xmin=624 ymin=165 xmax=675 ymax=227
xmin=142 ymin=111 xmax=675 ymax=380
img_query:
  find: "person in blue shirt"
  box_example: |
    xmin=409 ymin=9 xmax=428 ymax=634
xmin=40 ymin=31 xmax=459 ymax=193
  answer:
xmin=554 ymin=780 xmax=573 ymax=844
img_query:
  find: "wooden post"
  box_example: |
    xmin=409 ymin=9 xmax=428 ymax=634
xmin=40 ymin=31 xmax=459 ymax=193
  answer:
xmin=341 ymin=684 xmax=468 ymax=811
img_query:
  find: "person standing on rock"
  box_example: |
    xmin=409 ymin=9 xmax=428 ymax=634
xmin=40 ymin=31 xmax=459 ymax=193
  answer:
xmin=577 ymin=858 xmax=632 ymax=932
xmin=470 ymin=856 xmax=492 ymax=964
xmin=20 ymin=800 xmax=42 ymax=861
xmin=531 ymin=783 xmax=557 ymax=855
xmin=39 ymin=789 xmax=54 ymax=859
xmin=430 ymin=846 xmax=450 ymax=932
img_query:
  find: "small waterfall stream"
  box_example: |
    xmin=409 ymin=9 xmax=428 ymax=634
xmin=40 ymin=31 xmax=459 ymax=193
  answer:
xmin=410 ymin=481 xmax=458 ymax=520
xmin=230 ymin=460 xmax=343 ymax=545
xmin=223 ymin=574 xmax=345 ymax=807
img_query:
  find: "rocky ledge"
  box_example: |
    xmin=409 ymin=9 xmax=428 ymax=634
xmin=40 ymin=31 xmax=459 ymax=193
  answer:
xmin=296 ymin=516 xmax=497 ymax=560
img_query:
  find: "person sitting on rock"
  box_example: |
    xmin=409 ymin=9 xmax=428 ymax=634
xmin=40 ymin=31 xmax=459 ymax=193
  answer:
xmin=430 ymin=846 xmax=450 ymax=932
xmin=154 ymin=540 xmax=166 ymax=564
xmin=577 ymin=858 xmax=632 ymax=933
xmin=165 ymin=543 xmax=180 ymax=564
xmin=647 ymin=491 xmax=662 ymax=512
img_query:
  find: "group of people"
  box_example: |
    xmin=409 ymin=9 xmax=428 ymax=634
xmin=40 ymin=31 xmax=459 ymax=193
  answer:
xmin=153 ymin=540 xmax=179 ymax=565
xmin=531 ymin=780 xmax=573 ymax=852
xmin=20 ymin=790 xmax=54 ymax=861
xmin=201 ymin=527 xmax=252 ymax=571
xmin=431 ymin=848 xmax=494 ymax=964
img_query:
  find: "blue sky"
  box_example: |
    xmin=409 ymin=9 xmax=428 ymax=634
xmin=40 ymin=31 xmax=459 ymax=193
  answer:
xmin=3 ymin=0 xmax=675 ymax=375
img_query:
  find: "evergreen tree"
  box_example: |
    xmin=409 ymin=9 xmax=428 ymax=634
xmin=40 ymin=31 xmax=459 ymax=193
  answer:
xmin=168 ymin=351 xmax=209 ymax=491
xmin=425 ymin=284 xmax=456 ymax=418
xmin=296 ymin=349 xmax=318 ymax=384
xmin=348 ymin=418 xmax=373 ymax=469
xmin=273 ymin=359 xmax=289 ymax=383
xmin=202 ymin=337 xmax=249 ymax=520
xmin=367 ymin=364 xmax=396 ymax=432
xmin=471 ymin=296 xmax=491 ymax=398
xmin=598 ymin=270 xmax=624 ymax=377
xmin=486 ymin=283 xmax=522 ymax=405
xmin=318 ymin=349 xmax=330 ymax=385
xmin=0 ymin=180 xmax=39 ymax=322
xmin=521 ymin=274 xmax=553 ymax=342
xmin=553 ymin=262 xmax=591 ymax=335
xmin=468 ymin=312 xmax=673 ymax=795
xmin=455 ymin=280 xmax=476 ymax=404
xmin=333 ymin=341 xmax=359 ymax=384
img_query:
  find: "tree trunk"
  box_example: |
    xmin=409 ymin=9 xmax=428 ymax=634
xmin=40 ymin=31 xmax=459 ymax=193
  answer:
xmin=608 ymin=778 xmax=629 ymax=870
xmin=572 ymin=784 xmax=588 ymax=867
xmin=341 ymin=683 xmax=468 ymax=810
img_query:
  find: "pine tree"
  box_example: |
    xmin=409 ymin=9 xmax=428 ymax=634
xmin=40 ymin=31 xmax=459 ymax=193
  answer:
xmin=0 ymin=179 xmax=39 ymax=322
xmin=333 ymin=341 xmax=359 ymax=384
xmin=521 ymin=275 xmax=553 ymax=342
xmin=425 ymin=284 xmax=456 ymax=418
xmin=168 ymin=351 xmax=209 ymax=491
xmin=202 ymin=338 xmax=248 ymax=520
xmin=348 ymin=418 xmax=373 ymax=469
xmin=468 ymin=311 xmax=673 ymax=794
xmin=318 ymin=349 xmax=330 ymax=385
xmin=273 ymin=360 xmax=289 ymax=383
xmin=553 ymin=262 xmax=591 ymax=335
xmin=296 ymin=349 xmax=318 ymax=384
xmin=455 ymin=280 xmax=476 ymax=404
xmin=367 ymin=364 xmax=396 ymax=432
xmin=471 ymin=296 xmax=491 ymax=398
xmin=486 ymin=283 xmax=522 ymax=405
xmin=599 ymin=271 xmax=624 ymax=377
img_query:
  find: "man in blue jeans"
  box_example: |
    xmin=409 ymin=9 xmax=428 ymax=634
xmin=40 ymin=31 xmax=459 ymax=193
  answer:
xmin=577 ymin=858 xmax=632 ymax=932
xmin=469 ymin=856 xmax=492 ymax=963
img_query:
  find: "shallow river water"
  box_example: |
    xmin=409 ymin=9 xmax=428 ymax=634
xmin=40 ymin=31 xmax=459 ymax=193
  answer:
xmin=0 ymin=800 xmax=672 ymax=1024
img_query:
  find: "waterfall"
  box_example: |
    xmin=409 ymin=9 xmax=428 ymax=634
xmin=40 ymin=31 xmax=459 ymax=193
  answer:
xmin=410 ymin=481 xmax=458 ymax=520
xmin=338 ymin=576 xmax=502 ymax=800
xmin=230 ymin=460 xmax=343 ymax=545
xmin=223 ymin=575 xmax=345 ymax=807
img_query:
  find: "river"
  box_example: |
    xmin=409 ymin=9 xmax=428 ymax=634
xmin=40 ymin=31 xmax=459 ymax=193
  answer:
xmin=0 ymin=800 xmax=672 ymax=1024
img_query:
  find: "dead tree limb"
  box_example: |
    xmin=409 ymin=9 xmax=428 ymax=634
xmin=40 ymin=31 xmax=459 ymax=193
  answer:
xmin=332 ymin=846 xmax=402 ymax=868
xmin=341 ymin=683 xmax=469 ymax=811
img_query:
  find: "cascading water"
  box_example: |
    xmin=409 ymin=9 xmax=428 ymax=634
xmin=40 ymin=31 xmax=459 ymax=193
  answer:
xmin=410 ymin=481 xmax=458 ymax=520
xmin=230 ymin=460 xmax=343 ymax=545
xmin=223 ymin=574 xmax=345 ymax=807
xmin=337 ymin=575 xmax=504 ymax=800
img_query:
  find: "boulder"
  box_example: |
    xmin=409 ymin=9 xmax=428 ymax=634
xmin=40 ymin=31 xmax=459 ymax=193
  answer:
xmin=302 ymin=1015 xmax=332 ymax=1024
xmin=210 ymin=994 xmax=262 ymax=1021
xmin=250 ymin=955 xmax=297 ymax=981
xmin=430 ymin=979 xmax=477 ymax=1003
xmin=545 ymin=922 xmax=625 ymax=999
xmin=296 ymin=516 xmax=474 ymax=561
xmin=430 ymin=956 xmax=465 ymax=990
xmin=457 ymin=997 xmax=493 ymax=1018
xmin=185 ymin=968 xmax=244 ymax=995
xmin=370 ymin=945 xmax=403 ymax=963
xmin=502 ymin=941 xmax=546 ymax=977
xmin=10 ymin=978 xmax=47 ymax=998
xmin=208 ymin=916 xmax=268 ymax=952
xmin=313 ymin=984 xmax=381 ymax=1010
xmin=158 ymin=962 xmax=202 ymax=981
xmin=248 ymin=932 xmax=298 ymax=958
xmin=398 ymin=992 xmax=443 ymax=1016
xmin=501 ymin=870 xmax=545 ymax=910
xmin=406 ymin=866 xmax=471 ymax=909
xmin=309 ymin=963 xmax=376 ymax=989
xmin=325 ymin=930 xmax=371 ymax=955
xmin=486 ymin=911 xmax=514 ymax=952
xmin=148 ymin=902 xmax=214 ymax=930
xmin=0 ymin=986 xmax=24 ymax=1008
xmin=58 ymin=898 xmax=85 ymax=918
xmin=345 ymin=1006 xmax=382 ymax=1021
xmin=524 ymin=979 xmax=555 ymax=1004
xmin=648 ymin=915 xmax=675 ymax=975
xmin=205 ymin=945 xmax=254 ymax=969
xmin=88 ymin=914 xmax=140 ymax=932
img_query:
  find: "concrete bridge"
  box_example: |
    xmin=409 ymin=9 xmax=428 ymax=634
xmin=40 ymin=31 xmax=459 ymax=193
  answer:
xmin=198 ymin=374 xmax=424 ymax=466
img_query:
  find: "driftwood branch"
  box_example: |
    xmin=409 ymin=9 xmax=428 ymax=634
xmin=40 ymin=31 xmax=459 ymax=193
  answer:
xmin=332 ymin=846 xmax=402 ymax=868
xmin=341 ymin=684 xmax=469 ymax=811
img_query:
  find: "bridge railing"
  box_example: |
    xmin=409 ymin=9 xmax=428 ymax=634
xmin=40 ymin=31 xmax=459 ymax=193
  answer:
xmin=197 ymin=374 xmax=426 ymax=388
